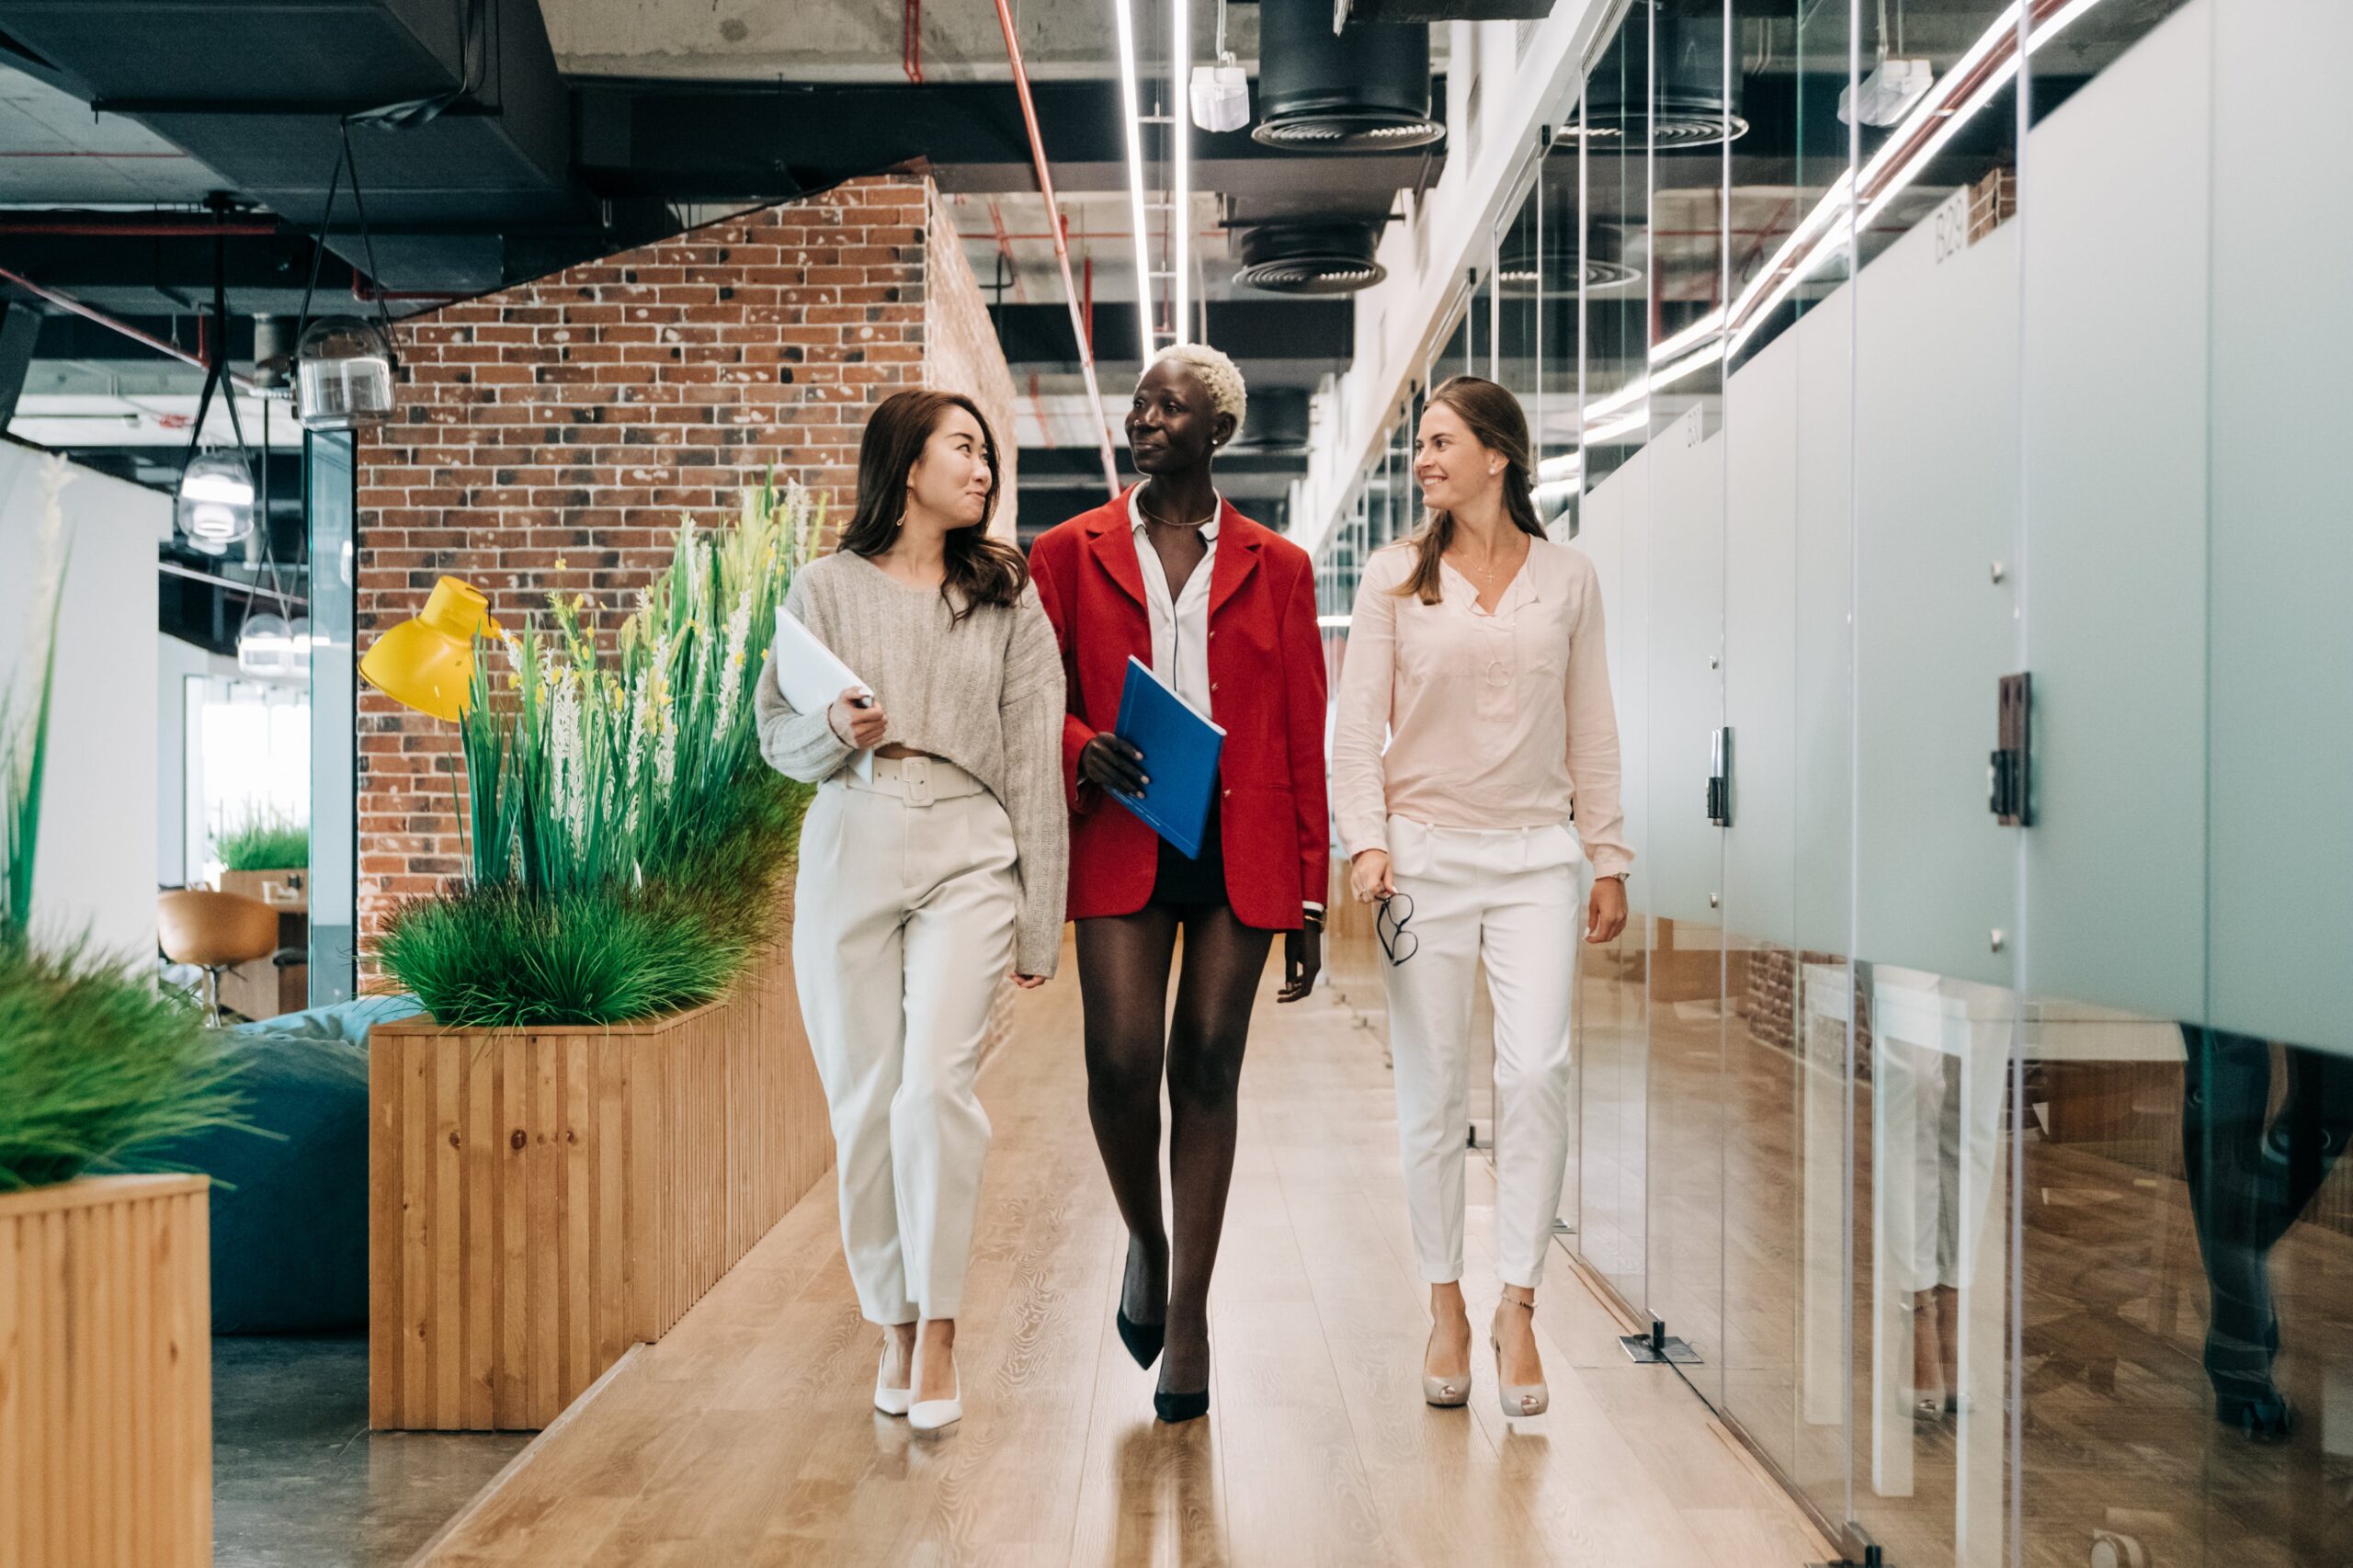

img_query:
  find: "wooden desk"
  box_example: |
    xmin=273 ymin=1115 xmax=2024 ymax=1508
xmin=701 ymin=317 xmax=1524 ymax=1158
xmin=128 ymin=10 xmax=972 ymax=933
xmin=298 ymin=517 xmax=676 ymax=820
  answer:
xmin=215 ymin=869 xmax=308 ymax=1020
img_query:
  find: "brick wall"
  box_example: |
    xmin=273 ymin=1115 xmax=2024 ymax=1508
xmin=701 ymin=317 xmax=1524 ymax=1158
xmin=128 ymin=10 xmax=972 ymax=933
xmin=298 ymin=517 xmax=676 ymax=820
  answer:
xmin=354 ymin=172 xmax=1008 ymax=949
xmin=921 ymin=184 xmax=1019 ymax=538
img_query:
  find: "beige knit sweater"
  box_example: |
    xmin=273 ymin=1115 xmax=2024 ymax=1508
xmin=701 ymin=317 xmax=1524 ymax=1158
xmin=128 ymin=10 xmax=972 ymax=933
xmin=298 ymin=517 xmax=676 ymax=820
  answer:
xmin=755 ymin=550 xmax=1068 ymax=976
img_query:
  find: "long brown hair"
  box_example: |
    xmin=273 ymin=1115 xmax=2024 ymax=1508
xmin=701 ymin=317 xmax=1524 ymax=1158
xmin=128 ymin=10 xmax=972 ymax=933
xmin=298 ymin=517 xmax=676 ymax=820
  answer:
xmin=835 ymin=387 xmax=1029 ymax=622
xmin=1393 ymin=376 xmax=1545 ymax=605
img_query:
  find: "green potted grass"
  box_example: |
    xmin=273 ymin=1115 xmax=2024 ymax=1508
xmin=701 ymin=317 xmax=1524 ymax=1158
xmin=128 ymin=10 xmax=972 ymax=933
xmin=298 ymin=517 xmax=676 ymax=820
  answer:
xmin=363 ymin=482 xmax=833 ymax=1431
xmin=214 ymin=802 xmax=309 ymax=903
xmin=0 ymin=455 xmax=241 ymax=1559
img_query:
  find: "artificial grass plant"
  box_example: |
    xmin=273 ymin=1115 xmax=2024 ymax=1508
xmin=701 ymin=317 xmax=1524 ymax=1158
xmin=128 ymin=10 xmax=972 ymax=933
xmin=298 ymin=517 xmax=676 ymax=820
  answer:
xmin=215 ymin=804 xmax=309 ymax=871
xmin=0 ymin=456 xmax=250 ymax=1193
xmin=370 ymin=482 xmax=819 ymax=1028
xmin=0 ymin=935 xmax=249 ymax=1191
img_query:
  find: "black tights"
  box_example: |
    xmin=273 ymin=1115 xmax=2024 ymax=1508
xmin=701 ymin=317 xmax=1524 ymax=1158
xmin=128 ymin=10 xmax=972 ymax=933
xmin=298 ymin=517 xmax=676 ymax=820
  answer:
xmin=1078 ymin=903 xmax=1272 ymax=1397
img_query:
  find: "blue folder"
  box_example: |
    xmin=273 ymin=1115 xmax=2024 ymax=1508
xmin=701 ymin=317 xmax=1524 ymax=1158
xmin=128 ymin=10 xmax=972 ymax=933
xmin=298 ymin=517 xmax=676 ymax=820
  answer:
xmin=1109 ymin=655 xmax=1226 ymax=860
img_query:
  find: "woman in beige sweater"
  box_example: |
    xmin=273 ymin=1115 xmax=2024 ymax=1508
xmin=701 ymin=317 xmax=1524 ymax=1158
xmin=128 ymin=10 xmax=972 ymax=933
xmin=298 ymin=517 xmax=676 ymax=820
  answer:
xmin=756 ymin=388 xmax=1066 ymax=1435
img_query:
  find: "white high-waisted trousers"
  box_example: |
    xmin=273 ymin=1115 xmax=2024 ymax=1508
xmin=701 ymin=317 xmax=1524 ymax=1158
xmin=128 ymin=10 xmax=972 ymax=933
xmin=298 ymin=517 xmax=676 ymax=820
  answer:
xmin=1382 ymin=814 xmax=1585 ymax=1290
xmin=793 ymin=754 xmax=1018 ymax=1324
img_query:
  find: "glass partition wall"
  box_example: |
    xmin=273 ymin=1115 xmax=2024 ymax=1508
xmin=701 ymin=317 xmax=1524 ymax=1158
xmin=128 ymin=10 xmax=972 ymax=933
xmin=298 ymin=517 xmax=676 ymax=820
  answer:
xmin=1320 ymin=0 xmax=2351 ymax=1561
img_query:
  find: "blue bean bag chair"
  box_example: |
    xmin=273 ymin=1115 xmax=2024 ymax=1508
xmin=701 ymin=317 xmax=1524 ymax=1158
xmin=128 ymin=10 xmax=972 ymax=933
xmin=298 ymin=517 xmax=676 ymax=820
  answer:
xmin=152 ymin=994 xmax=423 ymax=1334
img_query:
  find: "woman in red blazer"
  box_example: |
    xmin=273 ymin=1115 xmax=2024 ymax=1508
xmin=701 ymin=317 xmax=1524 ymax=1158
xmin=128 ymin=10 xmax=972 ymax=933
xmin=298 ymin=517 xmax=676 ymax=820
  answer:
xmin=1029 ymin=343 xmax=1328 ymax=1423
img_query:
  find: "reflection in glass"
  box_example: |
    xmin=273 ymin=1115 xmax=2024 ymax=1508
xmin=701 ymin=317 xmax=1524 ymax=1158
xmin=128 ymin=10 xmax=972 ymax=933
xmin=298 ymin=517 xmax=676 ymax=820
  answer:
xmin=1574 ymin=11 xmax=1649 ymax=493
xmin=305 ymin=429 xmax=355 ymax=1006
xmin=1493 ymin=0 xmax=2348 ymax=1562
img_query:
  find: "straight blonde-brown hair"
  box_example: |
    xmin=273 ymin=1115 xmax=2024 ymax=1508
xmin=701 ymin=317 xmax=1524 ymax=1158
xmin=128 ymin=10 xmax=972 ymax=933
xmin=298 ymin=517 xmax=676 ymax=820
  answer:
xmin=1392 ymin=376 xmax=1545 ymax=605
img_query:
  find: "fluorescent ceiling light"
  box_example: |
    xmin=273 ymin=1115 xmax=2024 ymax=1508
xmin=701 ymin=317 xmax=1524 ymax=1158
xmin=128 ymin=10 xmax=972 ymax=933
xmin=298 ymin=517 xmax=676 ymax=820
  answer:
xmin=1536 ymin=451 xmax=1583 ymax=482
xmin=1582 ymin=409 xmax=1648 ymax=446
xmin=1652 ymin=338 xmax=1724 ymax=392
xmin=1650 ymin=309 xmax=1724 ymax=366
xmin=1111 ymin=0 xmax=1154 ymax=360
xmin=1725 ymin=0 xmax=2113 ymax=356
xmin=1858 ymin=0 xmax=2108 ymax=231
xmin=1172 ymin=0 xmax=1190 ymax=346
xmin=1583 ymin=373 xmax=1646 ymax=424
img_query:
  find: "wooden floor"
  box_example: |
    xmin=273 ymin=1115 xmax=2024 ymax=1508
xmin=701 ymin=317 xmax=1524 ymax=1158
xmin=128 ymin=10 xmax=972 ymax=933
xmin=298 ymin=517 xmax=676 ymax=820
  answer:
xmin=412 ymin=951 xmax=1828 ymax=1567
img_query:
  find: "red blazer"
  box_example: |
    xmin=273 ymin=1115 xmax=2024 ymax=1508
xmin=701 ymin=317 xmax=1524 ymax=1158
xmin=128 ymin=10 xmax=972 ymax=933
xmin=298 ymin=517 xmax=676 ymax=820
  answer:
xmin=1030 ymin=491 xmax=1330 ymax=931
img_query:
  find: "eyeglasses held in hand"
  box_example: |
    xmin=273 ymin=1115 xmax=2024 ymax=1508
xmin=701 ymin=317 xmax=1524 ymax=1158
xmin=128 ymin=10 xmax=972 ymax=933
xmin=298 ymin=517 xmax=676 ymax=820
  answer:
xmin=1377 ymin=892 xmax=1417 ymax=968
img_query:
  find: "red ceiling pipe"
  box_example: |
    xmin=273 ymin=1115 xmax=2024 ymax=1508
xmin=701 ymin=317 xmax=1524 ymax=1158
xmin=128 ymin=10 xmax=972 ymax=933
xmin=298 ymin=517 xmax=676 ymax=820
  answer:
xmin=904 ymin=0 xmax=925 ymax=84
xmin=0 ymin=262 xmax=256 ymax=390
xmin=984 ymin=198 xmax=1029 ymax=303
xmin=990 ymin=0 xmax=1120 ymax=494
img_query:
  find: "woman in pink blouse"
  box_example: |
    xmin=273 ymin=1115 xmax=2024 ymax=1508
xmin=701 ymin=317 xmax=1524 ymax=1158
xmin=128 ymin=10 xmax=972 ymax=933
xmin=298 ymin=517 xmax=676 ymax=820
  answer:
xmin=1329 ymin=375 xmax=1631 ymax=1420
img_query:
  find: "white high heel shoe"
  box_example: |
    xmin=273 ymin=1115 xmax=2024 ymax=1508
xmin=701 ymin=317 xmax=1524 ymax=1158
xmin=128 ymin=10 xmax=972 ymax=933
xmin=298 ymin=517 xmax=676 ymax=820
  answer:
xmin=873 ymin=1340 xmax=913 ymax=1417
xmin=907 ymin=1340 xmax=961 ymax=1434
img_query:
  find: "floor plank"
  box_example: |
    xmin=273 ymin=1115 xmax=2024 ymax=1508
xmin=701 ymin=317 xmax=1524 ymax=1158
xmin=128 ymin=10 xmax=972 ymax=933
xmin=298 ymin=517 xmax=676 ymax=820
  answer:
xmin=415 ymin=949 xmax=1814 ymax=1568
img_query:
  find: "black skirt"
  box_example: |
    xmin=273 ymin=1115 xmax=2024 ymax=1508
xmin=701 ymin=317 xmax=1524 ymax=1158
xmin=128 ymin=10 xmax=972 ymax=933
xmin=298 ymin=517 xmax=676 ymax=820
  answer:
xmin=1149 ymin=806 xmax=1228 ymax=909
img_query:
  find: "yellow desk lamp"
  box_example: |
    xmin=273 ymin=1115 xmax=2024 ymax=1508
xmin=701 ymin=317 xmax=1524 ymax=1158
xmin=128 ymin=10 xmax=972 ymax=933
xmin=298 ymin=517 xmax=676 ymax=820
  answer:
xmin=359 ymin=575 xmax=502 ymax=721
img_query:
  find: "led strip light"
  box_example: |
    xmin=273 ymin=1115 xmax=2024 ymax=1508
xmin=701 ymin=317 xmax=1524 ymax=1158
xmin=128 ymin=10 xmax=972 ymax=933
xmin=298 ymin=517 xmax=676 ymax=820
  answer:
xmin=1723 ymin=0 xmax=2113 ymax=357
xmin=1110 ymin=0 xmax=1155 ymax=360
xmin=1171 ymin=0 xmax=1190 ymax=346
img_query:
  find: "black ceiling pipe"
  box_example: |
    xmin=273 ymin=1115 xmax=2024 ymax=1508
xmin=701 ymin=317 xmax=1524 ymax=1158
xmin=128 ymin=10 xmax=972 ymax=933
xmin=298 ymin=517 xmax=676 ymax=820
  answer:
xmin=1252 ymin=0 xmax=1444 ymax=153
xmin=1231 ymin=387 xmax=1311 ymax=452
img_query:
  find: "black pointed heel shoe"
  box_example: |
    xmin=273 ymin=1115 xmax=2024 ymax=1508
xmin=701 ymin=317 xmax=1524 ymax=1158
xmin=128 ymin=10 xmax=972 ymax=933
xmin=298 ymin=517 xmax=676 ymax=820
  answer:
xmin=1153 ymin=1385 xmax=1210 ymax=1424
xmin=2217 ymin=1390 xmax=2294 ymax=1442
xmin=1116 ymin=1234 xmax=1166 ymax=1369
xmin=1117 ymin=1303 xmax=1165 ymax=1370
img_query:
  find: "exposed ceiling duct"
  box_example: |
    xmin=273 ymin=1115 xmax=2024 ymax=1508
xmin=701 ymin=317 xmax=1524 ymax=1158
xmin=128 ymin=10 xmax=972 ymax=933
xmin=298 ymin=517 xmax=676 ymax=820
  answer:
xmin=1251 ymin=0 xmax=1443 ymax=153
xmin=1234 ymin=221 xmax=1387 ymax=294
xmin=1230 ymin=386 xmax=1311 ymax=453
xmin=0 ymin=0 xmax=592 ymax=293
xmin=1496 ymin=224 xmax=1642 ymax=293
xmin=1576 ymin=4 xmax=1748 ymax=149
xmin=1336 ymin=0 xmax=1553 ymax=20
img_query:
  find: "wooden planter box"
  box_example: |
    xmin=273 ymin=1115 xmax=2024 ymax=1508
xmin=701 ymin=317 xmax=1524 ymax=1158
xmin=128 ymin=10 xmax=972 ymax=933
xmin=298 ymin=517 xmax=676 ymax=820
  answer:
xmin=0 ymin=1173 xmax=212 ymax=1568
xmin=368 ymin=931 xmax=831 ymax=1430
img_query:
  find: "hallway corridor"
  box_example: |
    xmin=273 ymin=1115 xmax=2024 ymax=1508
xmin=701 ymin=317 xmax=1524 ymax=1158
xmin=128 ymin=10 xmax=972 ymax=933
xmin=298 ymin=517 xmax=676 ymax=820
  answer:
xmin=404 ymin=958 xmax=1828 ymax=1567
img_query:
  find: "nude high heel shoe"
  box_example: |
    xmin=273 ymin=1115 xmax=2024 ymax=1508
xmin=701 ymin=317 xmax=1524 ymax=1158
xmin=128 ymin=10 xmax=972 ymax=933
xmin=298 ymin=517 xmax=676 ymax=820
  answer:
xmin=1492 ymin=1291 xmax=1549 ymax=1419
xmin=1423 ymin=1320 xmax=1470 ymax=1408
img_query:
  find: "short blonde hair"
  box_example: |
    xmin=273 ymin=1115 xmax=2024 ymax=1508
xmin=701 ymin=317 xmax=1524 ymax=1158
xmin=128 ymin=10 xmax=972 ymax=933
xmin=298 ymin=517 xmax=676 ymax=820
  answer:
xmin=1143 ymin=342 xmax=1247 ymax=437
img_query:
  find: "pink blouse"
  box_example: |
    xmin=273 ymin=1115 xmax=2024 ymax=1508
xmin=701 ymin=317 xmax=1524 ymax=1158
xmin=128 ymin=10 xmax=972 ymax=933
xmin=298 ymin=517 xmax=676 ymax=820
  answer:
xmin=1329 ymin=537 xmax=1632 ymax=879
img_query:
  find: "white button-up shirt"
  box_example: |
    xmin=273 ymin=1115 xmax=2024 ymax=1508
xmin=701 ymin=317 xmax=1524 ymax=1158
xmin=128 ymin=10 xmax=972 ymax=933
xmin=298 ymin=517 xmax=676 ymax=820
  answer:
xmin=1127 ymin=483 xmax=1219 ymax=719
xmin=1125 ymin=483 xmax=1322 ymax=915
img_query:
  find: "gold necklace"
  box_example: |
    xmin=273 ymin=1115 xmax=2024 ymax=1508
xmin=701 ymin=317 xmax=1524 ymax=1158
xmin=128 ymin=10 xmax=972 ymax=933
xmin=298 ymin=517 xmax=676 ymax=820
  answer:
xmin=1456 ymin=532 xmax=1526 ymax=590
xmin=1139 ymin=481 xmax=1217 ymax=531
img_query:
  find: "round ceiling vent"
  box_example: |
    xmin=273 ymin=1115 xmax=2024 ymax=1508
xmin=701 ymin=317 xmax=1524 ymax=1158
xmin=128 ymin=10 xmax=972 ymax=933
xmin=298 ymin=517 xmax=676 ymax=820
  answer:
xmin=1495 ymin=226 xmax=1643 ymax=294
xmin=1235 ymin=223 xmax=1387 ymax=295
xmin=1251 ymin=0 xmax=1444 ymax=153
xmin=1573 ymin=7 xmax=1747 ymax=151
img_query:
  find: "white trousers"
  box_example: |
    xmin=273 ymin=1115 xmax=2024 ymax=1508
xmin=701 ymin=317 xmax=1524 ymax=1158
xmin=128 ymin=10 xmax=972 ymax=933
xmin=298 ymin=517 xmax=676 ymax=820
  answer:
xmin=1383 ymin=815 xmax=1584 ymax=1290
xmin=793 ymin=756 xmax=1018 ymax=1324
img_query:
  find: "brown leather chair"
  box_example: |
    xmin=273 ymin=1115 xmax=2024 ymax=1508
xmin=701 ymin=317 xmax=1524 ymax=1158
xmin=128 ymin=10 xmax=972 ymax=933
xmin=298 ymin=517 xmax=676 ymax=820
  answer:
xmin=158 ymin=889 xmax=280 ymax=1025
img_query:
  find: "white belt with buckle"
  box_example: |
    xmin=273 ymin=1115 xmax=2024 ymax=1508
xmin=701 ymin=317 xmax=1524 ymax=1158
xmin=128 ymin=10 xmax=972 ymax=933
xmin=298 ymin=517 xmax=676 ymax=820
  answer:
xmin=845 ymin=754 xmax=984 ymax=807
